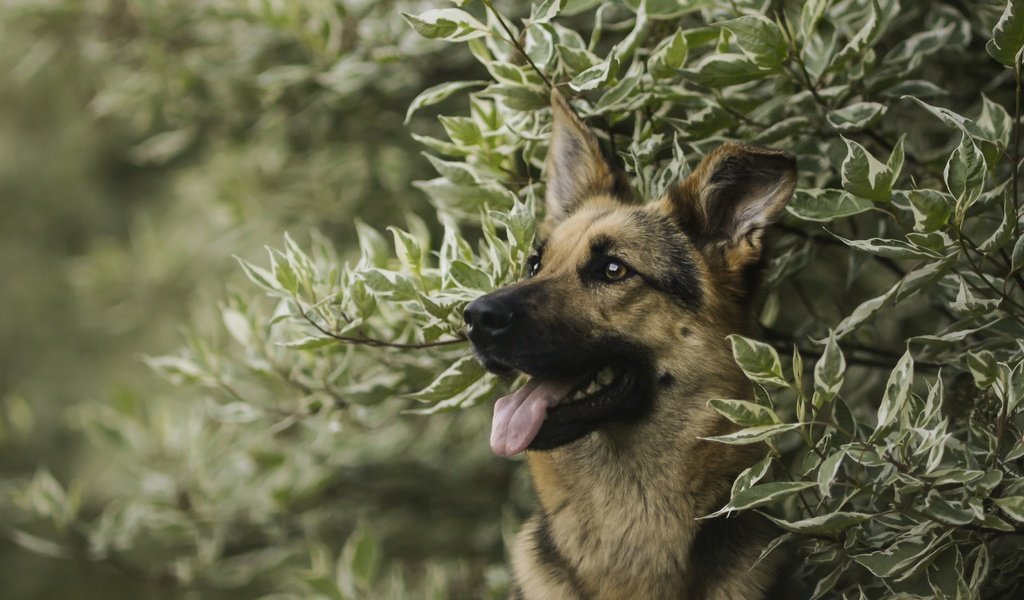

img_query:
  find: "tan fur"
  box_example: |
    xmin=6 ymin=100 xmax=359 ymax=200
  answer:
xmin=494 ymin=90 xmax=796 ymax=600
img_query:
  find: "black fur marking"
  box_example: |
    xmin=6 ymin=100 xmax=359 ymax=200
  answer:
xmin=534 ymin=512 xmax=585 ymax=597
xmin=680 ymin=326 xmax=692 ymax=337
xmin=630 ymin=212 xmax=702 ymax=309
xmin=658 ymin=371 xmax=674 ymax=388
xmin=684 ymin=502 xmax=777 ymax=598
xmin=589 ymin=235 xmax=615 ymax=258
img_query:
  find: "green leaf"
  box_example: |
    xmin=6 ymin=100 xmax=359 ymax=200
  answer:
xmin=987 ymin=0 xmax=1024 ymax=67
xmin=700 ymin=423 xmax=802 ymax=445
xmin=235 ymin=256 xmax=277 ymax=291
xmin=336 ymin=525 xmax=380 ymax=596
xmin=764 ymin=511 xmax=872 ymax=535
xmin=388 ymin=227 xmax=423 ymax=272
xmin=1013 ymin=232 xmax=1024 ymax=272
xmin=979 ymin=94 xmax=1012 ymax=150
xmin=980 ymin=183 xmax=1017 ymax=252
xmin=592 ymin=73 xmax=641 ymax=113
xmin=406 ymin=374 xmax=498 ymax=414
xmin=901 ymin=189 xmax=953 ymax=233
xmin=968 ymin=350 xmax=998 ymax=388
xmin=438 ymin=115 xmax=481 ymax=146
xmin=840 ymin=136 xmax=903 ymax=202
xmin=835 ymin=236 xmax=945 ymax=260
xmin=720 ymin=15 xmax=788 ymax=70
xmin=558 ymin=44 xmax=600 ymax=74
xmin=449 ymin=260 xmax=493 ymax=290
xmin=876 ymin=350 xmax=914 ymax=433
xmin=799 ymin=0 xmax=828 ymax=40
xmin=402 ymin=9 xmax=488 ymax=42
xmin=648 ymin=29 xmax=688 ymax=78
xmin=853 ymin=537 xmax=942 ymax=578
xmin=945 ymin=134 xmax=987 ymax=226
xmin=415 ymin=178 xmax=515 ymax=218
xmin=727 ymin=334 xmax=788 ymax=387
xmin=623 ymin=0 xmax=708 ymax=18
xmin=813 ymin=332 xmax=846 ymax=404
xmin=732 ymin=454 xmax=773 ymax=495
xmin=705 ymin=481 xmax=815 ymax=518
xmin=404 ymin=80 xmax=487 ymax=124
xmin=788 ymin=189 xmax=873 ymax=222
xmin=145 ymin=355 xmax=209 ymax=385
xmin=407 ymin=356 xmax=485 ymax=403
xmin=707 ymin=399 xmax=781 ymax=427
xmin=826 ymin=102 xmax=887 ymax=132
xmin=833 ymin=0 xmax=882 ymax=64
xmin=486 ymin=83 xmax=548 ymax=111
xmin=358 ymin=269 xmax=419 ymax=301
xmin=530 ymin=0 xmax=566 ymax=25
xmin=569 ymin=52 xmax=620 ymax=91
xmin=681 ymin=54 xmax=768 ymax=87
xmin=269 ymin=250 xmax=300 ymax=294
xmin=923 ymin=492 xmax=978 ymax=526
xmin=221 ymin=308 xmax=252 ymax=346
xmin=282 ymin=336 xmax=337 ymax=350
xmin=817 ymin=450 xmax=846 ymax=498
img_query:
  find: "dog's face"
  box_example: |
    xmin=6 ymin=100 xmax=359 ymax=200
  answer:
xmin=465 ymin=90 xmax=796 ymax=456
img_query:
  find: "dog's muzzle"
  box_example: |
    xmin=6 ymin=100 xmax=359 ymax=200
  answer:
xmin=463 ymin=292 xmax=515 ymax=345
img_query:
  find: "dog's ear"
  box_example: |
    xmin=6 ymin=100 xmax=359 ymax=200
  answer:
xmin=664 ymin=143 xmax=796 ymax=269
xmin=543 ymin=89 xmax=627 ymax=231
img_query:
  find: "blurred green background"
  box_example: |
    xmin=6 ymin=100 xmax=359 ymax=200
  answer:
xmin=0 ymin=1 xmax=520 ymax=597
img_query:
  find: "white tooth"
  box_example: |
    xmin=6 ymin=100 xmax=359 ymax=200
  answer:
xmin=573 ymin=390 xmax=586 ymax=400
xmin=597 ymin=368 xmax=614 ymax=386
xmin=586 ymin=381 xmax=601 ymax=395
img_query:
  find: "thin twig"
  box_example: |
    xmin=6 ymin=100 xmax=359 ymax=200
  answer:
xmin=300 ymin=308 xmax=468 ymax=349
xmin=1014 ymin=54 xmax=1022 ymax=240
xmin=482 ymin=0 xmax=553 ymax=90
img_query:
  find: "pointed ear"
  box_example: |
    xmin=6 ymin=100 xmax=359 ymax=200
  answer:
xmin=664 ymin=143 xmax=796 ymax=268
xmin=543 ymin=89 xmax=628 ymax=231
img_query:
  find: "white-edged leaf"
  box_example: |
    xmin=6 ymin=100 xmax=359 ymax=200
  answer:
xmin=708 ymin=399 xmax=781 ymax=427
xmin=701 ymin=423 xmax=802 ymax=445
xmin=704 ymin=481 xmax=814 ymax=518
xmin=403 ymin=9 xmax=487 ymax=42
xmin=987 ymin=0 xmax=1024 ymax=67
xmin=728 ymin=334 xmax=788 ymax=387
xmin=788 ymin=189 xmax=873 ymax=222
xmin=405 ymin=80 xmax=487 ymax=124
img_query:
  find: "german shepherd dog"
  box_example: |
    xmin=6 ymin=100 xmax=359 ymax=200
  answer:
xmin=464 ymin=90 xmax=797 ymax=600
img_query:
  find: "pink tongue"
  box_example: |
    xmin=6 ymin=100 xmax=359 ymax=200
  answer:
xmin=490 ymin=375 xmax=585 ymax=456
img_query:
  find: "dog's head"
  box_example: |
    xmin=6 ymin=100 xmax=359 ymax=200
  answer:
xmin=465 ymin=90 xmax=796 ymax=456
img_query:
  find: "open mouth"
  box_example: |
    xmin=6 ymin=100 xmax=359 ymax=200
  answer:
xmin=489 ymin=365 xmax=637 ymax=456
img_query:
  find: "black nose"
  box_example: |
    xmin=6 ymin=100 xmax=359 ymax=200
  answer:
xmin=464 ymin=296 xmax=514 ymax=339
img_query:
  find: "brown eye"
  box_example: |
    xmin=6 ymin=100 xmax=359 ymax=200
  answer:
xmin=603 ymin=260 xmax=629 ymax=281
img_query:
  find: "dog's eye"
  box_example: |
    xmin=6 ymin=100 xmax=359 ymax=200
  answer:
xmin=602 ymin=259 xmax=630 ymax=282
xmin=526 ymin=255 xmax=541 ymax=278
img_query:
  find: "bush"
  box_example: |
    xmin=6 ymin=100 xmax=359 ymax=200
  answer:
xmin=7 ymin=0 xmax=1024 ymax=598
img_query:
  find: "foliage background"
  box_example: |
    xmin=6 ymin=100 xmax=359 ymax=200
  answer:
xmin=3 ymin=0 xmax=1024 ymax=599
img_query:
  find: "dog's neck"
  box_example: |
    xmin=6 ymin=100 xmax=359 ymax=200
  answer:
xmin=521 ymin=359 xmax=770 ymax=599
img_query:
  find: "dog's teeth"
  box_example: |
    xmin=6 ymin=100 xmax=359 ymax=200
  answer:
xmin=586 ymin=381 xmax=601 ymax=395
xmin=597 ymin=368 xmax=614 ymax=386
xmin=573 ymin=389 xmax=586 ymax=400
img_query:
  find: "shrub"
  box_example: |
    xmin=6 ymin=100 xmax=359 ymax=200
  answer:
xmin=8 ymin=0 xmax=1024 ymax=598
